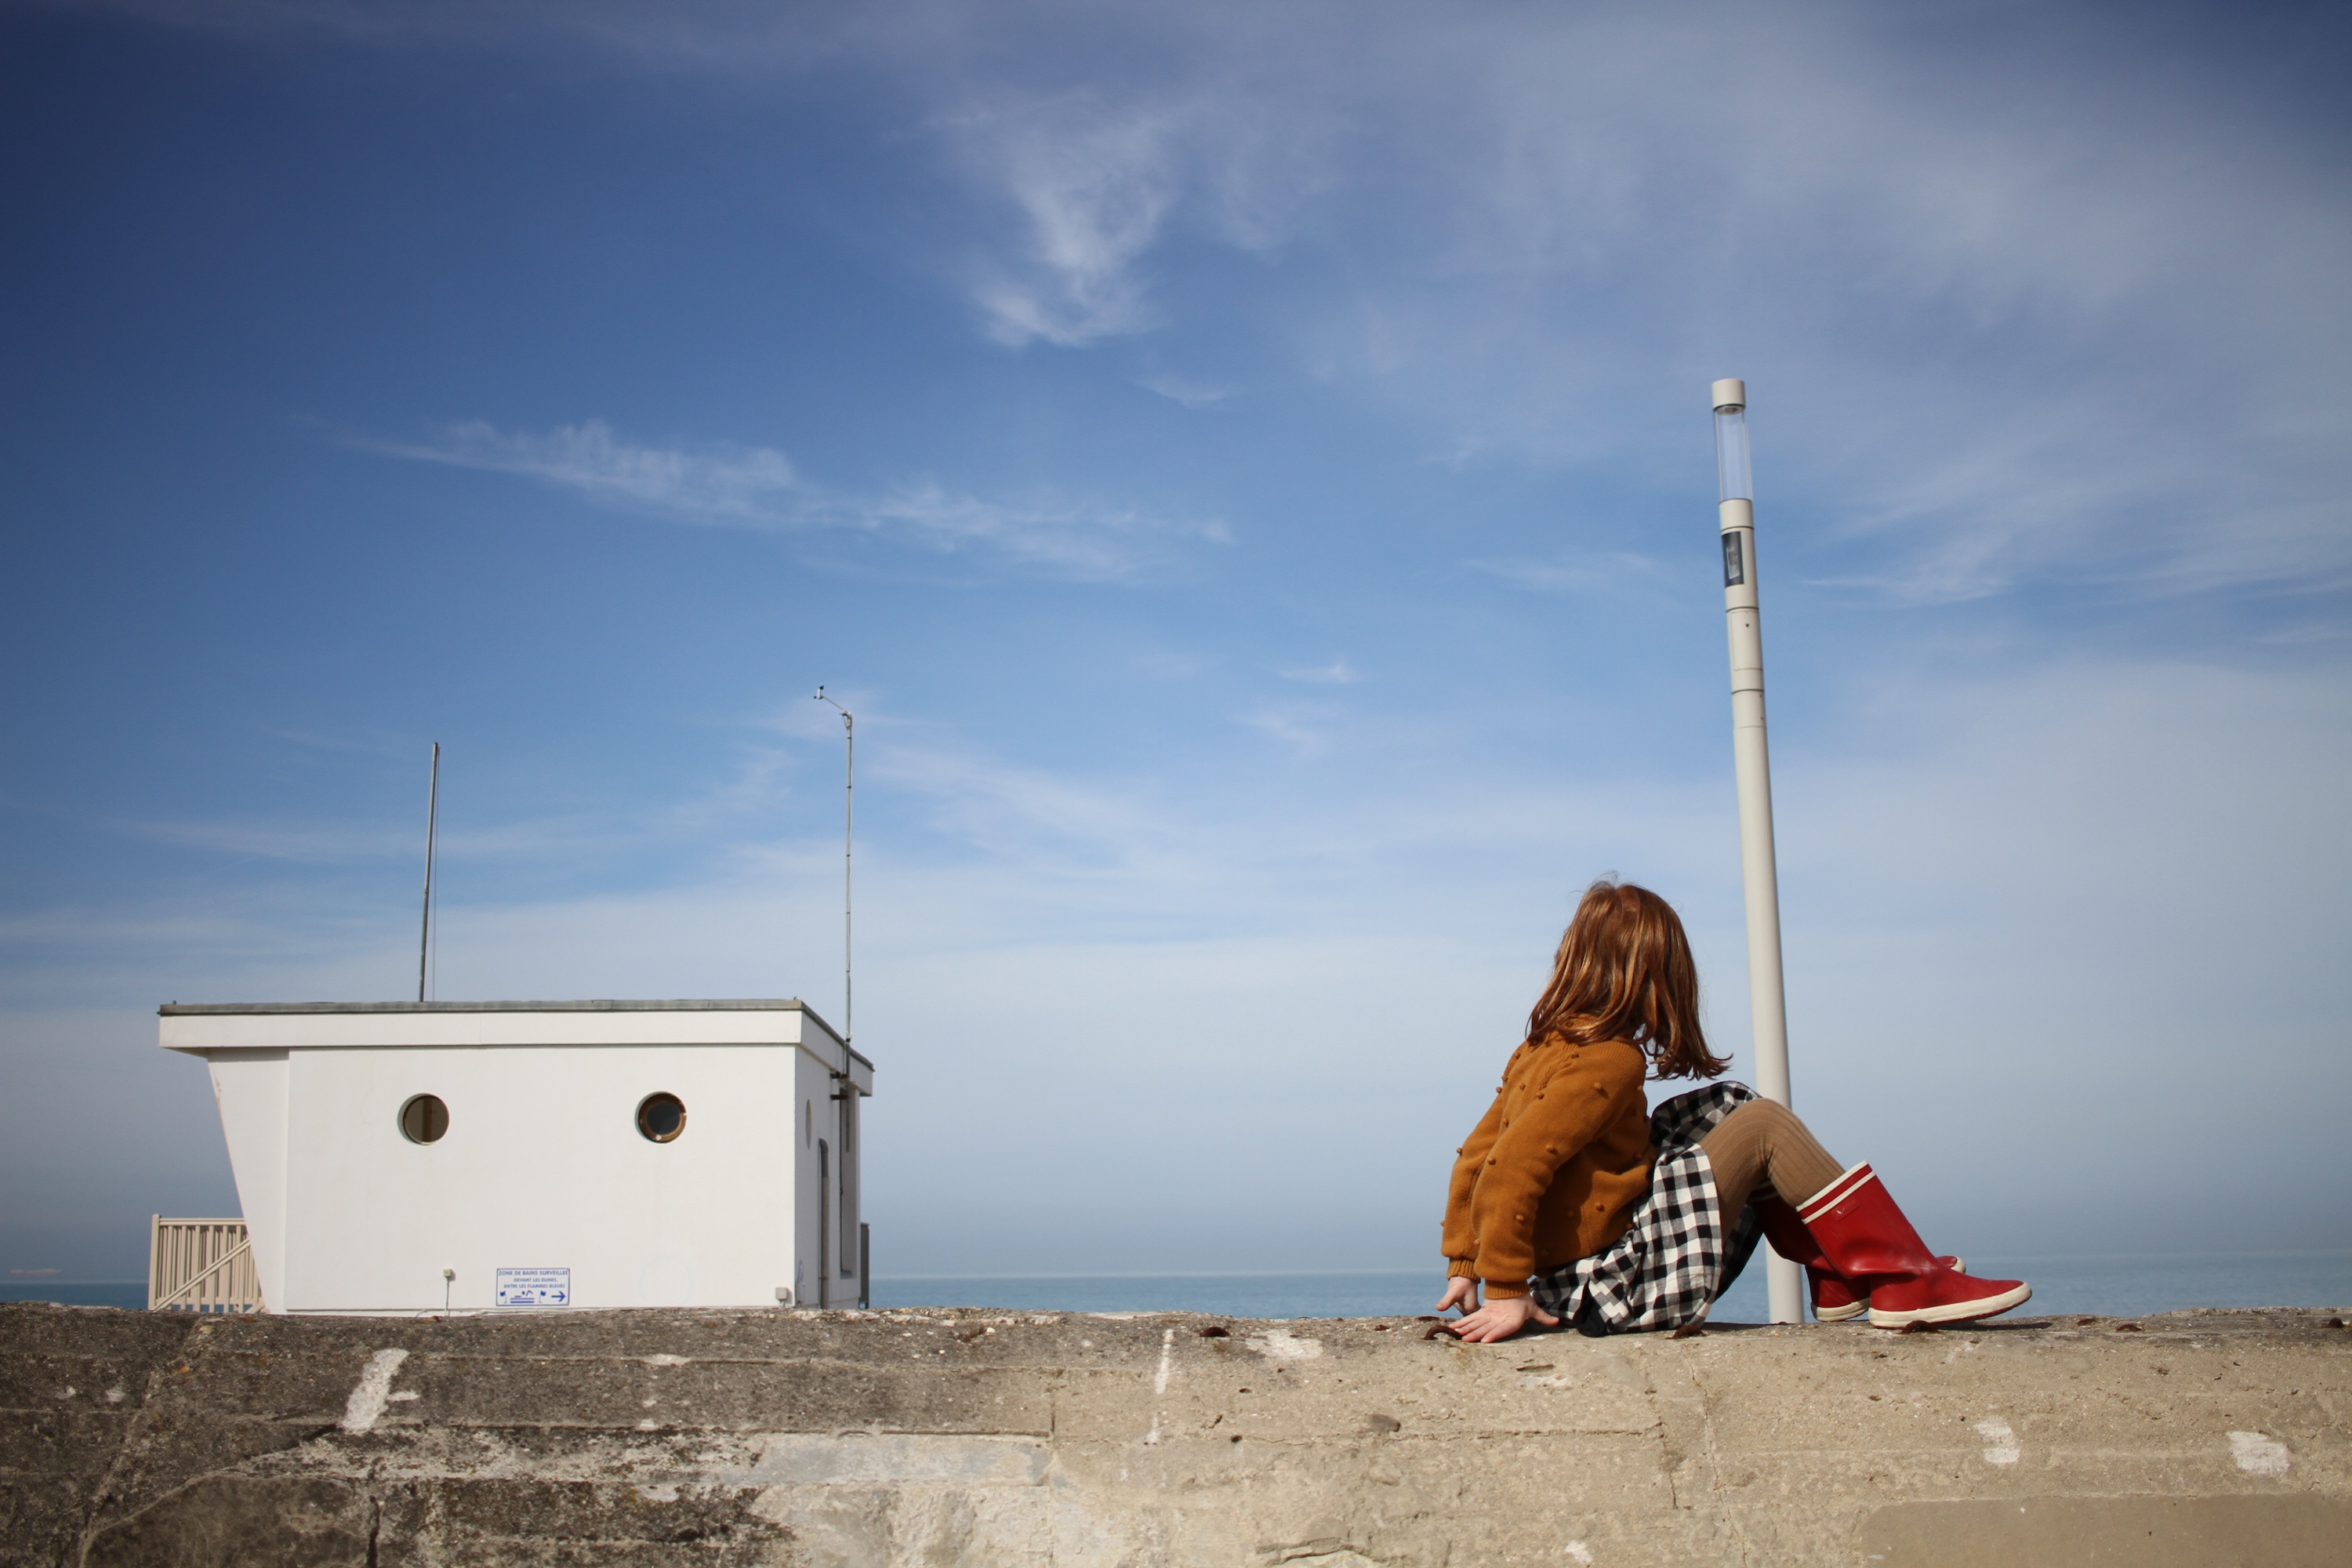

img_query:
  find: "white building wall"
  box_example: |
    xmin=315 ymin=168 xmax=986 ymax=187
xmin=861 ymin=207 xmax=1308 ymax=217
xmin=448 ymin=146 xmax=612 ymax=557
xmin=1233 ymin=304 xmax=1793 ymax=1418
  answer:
xmin=788 ymin=1044 xmax=863 ymax=1308
xmin=205 ymin=1049 xmax=289 ymax=1312
xmin=798 ymin=1047 xmax=825 ymax=1306
xmin=277 ymin=1043 xmax=794 ymax=1313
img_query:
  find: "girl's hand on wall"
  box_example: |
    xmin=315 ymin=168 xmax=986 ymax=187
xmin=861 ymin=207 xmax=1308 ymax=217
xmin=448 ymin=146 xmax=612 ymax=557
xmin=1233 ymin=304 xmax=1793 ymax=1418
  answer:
xmin=1436 ymin=1277 xmax=1479 ymax=1316
xmin=1449 ymin=1291 xmax=1560 ymax=1343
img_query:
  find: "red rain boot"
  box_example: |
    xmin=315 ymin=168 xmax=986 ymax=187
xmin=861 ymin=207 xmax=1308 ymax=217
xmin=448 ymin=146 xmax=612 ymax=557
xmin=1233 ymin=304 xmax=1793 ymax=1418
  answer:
xmin=1796 ymin=1163 xmax=2031 ymax=1328
xmin=1748 ymin=1189 xmax=1849 ymax=1318
xmin=1809 ymin=1258 xmax=1965 ymax=1322
xmin=1749 ymin=1188 xmax=1961 ymax=1323
xmin=1808 ymin=1269 xmax=1870 ymax=1323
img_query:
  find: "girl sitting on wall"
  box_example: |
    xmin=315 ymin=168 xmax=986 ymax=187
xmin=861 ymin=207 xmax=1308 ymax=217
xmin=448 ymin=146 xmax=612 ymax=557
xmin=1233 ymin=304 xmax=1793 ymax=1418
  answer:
xmin=1438 ymin=879 xmax=2030 ymax=1342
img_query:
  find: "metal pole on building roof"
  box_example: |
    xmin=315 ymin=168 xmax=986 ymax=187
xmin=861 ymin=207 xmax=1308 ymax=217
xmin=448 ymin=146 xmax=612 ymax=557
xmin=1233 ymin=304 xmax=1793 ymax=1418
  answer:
xmin=1712 ymin=379 xmax=1803 ymax=1326
xmin=417 ymin=742 xmax=439 ymax=1005
xmin=814 ymin=689 xmax=852 ymax=1045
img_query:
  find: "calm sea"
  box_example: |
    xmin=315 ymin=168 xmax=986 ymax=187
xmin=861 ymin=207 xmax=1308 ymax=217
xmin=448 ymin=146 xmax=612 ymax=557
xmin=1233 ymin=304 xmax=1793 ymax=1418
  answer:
xmin=15 ymin=1251 xmax=2347 ymax=1319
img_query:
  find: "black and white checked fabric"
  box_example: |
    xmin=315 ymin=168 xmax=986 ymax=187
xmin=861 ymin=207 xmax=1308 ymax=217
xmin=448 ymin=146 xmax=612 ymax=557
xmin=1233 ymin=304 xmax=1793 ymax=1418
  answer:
xmin=1528 ymin=1080 xmax=1765 ymax=1334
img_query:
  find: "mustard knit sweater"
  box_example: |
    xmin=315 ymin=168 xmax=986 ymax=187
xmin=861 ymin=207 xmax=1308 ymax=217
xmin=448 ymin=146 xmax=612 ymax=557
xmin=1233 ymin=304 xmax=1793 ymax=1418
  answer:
xmin=1441 ymin=1035 xmax=1653 ymax=1298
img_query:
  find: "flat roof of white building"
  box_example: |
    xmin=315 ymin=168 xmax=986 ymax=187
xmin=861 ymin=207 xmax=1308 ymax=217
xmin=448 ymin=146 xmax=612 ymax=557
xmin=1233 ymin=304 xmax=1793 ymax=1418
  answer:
xmin=158 ymin=999 xmax=870 ymax=1088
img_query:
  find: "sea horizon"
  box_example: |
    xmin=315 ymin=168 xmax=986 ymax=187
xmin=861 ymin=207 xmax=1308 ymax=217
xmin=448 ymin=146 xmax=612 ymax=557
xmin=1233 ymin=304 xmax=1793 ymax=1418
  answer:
xmin=15 ymin=1247 xmax=2348 ymax=1320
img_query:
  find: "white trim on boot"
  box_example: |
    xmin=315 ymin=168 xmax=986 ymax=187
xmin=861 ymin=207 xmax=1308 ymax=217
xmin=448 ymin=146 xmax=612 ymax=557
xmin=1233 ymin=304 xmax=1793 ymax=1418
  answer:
xmin=1867 ymin=1279 xmax=2031 ymax=1329
xmin=1796 ymin=1162 xmax=1875 ymax=1221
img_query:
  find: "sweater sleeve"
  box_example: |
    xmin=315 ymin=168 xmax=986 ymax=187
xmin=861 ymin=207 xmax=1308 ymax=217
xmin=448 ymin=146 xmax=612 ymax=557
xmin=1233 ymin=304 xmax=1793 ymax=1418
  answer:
xmin=1439 ymin=1076 xmax=1510 ymax=1268
xmin=1466 ymin=1045 xmax=1646 ymax=1294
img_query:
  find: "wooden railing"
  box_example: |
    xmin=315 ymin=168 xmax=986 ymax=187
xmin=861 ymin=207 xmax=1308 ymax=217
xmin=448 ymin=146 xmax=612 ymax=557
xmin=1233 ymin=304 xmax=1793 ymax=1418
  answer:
xmin=148 ymin=1218 xmax=263 ymax=1313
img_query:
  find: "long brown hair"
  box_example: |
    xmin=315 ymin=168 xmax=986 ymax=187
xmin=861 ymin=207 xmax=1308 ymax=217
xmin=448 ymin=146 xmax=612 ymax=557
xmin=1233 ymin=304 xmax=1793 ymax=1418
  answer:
xmin=1524 ymin=879 xmax=1726 ymax=1080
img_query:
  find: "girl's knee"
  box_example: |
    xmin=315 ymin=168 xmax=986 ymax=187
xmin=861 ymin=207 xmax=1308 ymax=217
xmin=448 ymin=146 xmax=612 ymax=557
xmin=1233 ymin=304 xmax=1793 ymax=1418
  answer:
xmin=1720 ymin=1098 xmax=1798 ymax=1134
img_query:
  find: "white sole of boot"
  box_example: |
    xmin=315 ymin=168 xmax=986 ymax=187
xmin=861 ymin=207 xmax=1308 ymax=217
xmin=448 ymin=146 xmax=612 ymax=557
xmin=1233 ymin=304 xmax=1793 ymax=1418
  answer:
xmin=1868 ymin=1282 xmax=2031 ymax=1329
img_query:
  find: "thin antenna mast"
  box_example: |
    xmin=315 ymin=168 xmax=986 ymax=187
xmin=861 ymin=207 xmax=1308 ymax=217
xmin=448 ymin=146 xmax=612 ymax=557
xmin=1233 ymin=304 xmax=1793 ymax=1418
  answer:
xmin=813 ymin=689 xmax=852 ymax=1044
xmin=417 ymin=742 xmax=440 ymax=1004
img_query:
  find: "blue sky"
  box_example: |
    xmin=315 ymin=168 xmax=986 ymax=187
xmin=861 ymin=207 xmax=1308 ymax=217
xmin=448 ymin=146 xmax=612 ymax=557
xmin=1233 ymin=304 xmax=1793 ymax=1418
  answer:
xmin=5 ymin=0 xmax=2347 ymax=1285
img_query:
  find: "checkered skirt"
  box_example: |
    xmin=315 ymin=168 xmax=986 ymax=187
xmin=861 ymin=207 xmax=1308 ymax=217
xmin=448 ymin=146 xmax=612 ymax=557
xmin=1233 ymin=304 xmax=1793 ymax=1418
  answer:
xmin=1527 ymin=1080 xmax=1765 ymax=1334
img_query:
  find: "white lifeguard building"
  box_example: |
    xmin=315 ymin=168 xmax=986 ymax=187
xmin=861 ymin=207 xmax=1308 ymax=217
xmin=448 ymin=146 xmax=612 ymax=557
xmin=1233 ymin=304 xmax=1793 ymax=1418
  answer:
xmin=157 ymin=1000 xmax=871 ymax=1316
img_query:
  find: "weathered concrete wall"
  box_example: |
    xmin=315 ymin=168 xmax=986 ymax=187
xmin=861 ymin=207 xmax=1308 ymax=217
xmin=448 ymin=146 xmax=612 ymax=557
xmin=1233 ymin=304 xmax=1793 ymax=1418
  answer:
xmin=2 ymin=1301 xmax=2346 ymax=1566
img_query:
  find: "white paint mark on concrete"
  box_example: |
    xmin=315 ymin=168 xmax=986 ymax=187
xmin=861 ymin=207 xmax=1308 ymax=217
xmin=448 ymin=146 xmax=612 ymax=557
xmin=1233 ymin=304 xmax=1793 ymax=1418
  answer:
xmin=1145 ymin=1327 xmax=1175 ymax=1442
xmin=388 ymin=1390 xmax=420 ymax=1403
xmin=644 ymin=1353 xmax=690 ymax=1367
xmin=2229 ymin=1431 xmax=2290 ymax=1475
xmin=1565 ymin=1542 xmax=1595 ymax=1565
xmin=1974 ymin=1417 xmax=2020 ymax=1465
xmin=1249 ymin=1330 xmax=1323 ymax=1361
xmin=1519 ymin=1375 xmax=1573 ymax=1389
xmin=338 ymin=1348 xmax=411 ymax=1434
xmin=103 ymin=1386 xmax=125 ymax=1404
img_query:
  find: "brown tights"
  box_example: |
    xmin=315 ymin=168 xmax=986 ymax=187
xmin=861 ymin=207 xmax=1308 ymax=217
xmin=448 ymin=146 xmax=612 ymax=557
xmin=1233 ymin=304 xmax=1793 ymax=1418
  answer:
xmin=1698 ymin=1099 xmax=1844 ymax=1219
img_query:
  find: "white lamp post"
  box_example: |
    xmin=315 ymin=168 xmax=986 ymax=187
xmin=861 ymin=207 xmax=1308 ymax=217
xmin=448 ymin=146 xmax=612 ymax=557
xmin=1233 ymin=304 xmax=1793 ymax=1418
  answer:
xmin=1714 ymin=377 xmax=1802 ymax=1325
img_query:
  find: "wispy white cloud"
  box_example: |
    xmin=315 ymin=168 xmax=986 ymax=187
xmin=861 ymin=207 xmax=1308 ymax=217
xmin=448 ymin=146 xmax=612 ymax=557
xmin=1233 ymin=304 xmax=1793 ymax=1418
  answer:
xmin=855 ymin=477 xmax=1229 ymax=578
xmin=1135 ymin=372 xmax=1232 ymax=408
xmin=1468 ymin=552 xmax=1671 ymax=595
xmin=365 ymin=419 xmax=1226 ymax=579
xmin=871 ymin=737 xmax=1202 ymax=884
xmin=910 ymin=5 xmax=2350 ymax=603
xmin=1241 ymin=706 xmax=1335 ymax=760
xmin=1279 ymin=657 xmax=1360 ymax=685
xmin=378 ymin=419 xmax=797 ymax=517
xmin=947 ymin=94 xmax=1189 ymax=347
xmin=934 ymin=54 xmax=1340 ymax=349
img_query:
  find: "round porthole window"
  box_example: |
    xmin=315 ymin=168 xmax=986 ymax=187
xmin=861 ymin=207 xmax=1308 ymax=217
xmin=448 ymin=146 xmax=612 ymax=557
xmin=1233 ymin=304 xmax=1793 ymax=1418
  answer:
xmin=637 ymin=1092 xmax=687 ymax=1143
xmin=399 ymin=1094 xmax=449 ymax=1144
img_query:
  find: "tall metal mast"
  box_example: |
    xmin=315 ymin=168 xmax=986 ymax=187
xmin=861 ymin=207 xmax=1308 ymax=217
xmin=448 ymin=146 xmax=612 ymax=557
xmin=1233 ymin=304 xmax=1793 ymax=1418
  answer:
xmin=813 ymin=689 xmax=853 ymax=1044
xmin=417 ymin=741 xmax=440 ymax=1004
xmin=1713 ymin=379 xmax=1802 ymax=1325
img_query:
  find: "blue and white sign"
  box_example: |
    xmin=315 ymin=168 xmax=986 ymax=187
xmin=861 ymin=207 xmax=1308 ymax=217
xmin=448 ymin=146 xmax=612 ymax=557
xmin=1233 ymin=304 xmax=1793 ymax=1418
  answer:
xmin=495 ymin=1267 xmax=571 ymax=1308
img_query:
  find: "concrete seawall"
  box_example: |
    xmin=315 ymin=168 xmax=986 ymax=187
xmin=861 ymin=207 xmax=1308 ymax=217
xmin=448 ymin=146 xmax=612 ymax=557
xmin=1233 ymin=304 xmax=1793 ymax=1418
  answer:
xmin=2 ymin=1301 xmax=2346 ymax=1566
